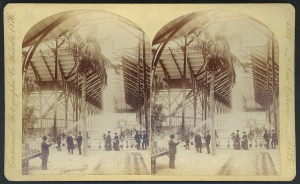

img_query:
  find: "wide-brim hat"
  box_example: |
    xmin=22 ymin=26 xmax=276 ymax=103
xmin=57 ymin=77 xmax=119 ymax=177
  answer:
xmin=115 ymin=133 xmax=117 ymax=134
xmin=42 ymin=136 xmax=47 ymax=140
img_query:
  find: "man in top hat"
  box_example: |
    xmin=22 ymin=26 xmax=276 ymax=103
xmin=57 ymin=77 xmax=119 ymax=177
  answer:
xmin=105 ymin=131 xmax=112 ymax=151
xmin=204 ymin=131 xmax=211 ymax=154
xmin=77 ymin=132 xmax=83 ymax=155
xmin=263 ymin=130 xmax=270 ymax=149
xmin=168 ymin=134 xmax=180 ymax=169
xmin=234 ymin=130 xmax=241 ymax=150
xmin=271 ymin=129 xmax=277 ymax=149
xmin=41 ymin=136 xmax=52 ymax=170
xmin=142 ymin=130 xmax=148 ymax=150
xmin=134 ymin=131 xmax=141 ymax=150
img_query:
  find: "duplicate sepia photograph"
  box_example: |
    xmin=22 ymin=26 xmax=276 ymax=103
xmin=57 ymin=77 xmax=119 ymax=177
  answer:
xmin=151 ymin=10 xmax=280 ymax=176
xmin=21 ymin=10 xmax=151 ymax=175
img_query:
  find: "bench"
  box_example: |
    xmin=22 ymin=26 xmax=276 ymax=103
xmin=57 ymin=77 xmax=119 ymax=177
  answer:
xmin=22 ymin=153 xmax=41 ymax=175
xmin=151 ymin=150 xmax=169 ymax=174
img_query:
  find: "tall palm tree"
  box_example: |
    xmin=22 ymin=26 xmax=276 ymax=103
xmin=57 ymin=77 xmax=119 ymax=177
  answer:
xmin=60 ymin=28 xmax=116 ymax=156
xmin=192 ymin=28 xmax=250 ymax=155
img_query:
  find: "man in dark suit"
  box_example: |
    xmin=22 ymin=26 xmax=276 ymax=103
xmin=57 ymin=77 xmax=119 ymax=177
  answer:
xmin=41 ymin=136 xmax=52 ymax=170
xmin=271 ymin=129 xmax=277 ymax=149
xmin=263 ymin=130 xmax=270 ymax=149
xmin=77 ymin=132 xmax=83 ymax=155
xmin=142 ymin=130 xmax=148 ymax=150
xmin=184 ymin=133 xmax=190 ymax=150
xmin=134 ymin=131 xmax=141 ymax=150
xmin=205 ymin=131 xmax=211 ymax=154
xmin=168 ymin=134 xmax=180 ymax=169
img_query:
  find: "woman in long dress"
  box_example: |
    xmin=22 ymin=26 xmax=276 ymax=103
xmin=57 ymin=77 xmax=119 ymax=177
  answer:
xmin=241 ymin=132 xmax=249 ymax=150
xmin=113 ymin=133 xmax=120 ymax=151
xmin=194 ymin=134 xmax=202 ymax=153
xmin=105 ymin=131 xmax=112 ymax=151
xmin=234 ymin=130 xmax=241 ymax=150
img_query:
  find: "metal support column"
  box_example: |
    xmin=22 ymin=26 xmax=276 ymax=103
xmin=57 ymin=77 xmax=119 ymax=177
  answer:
xmin=267 ymin=33 xmax=271 ymax=131
xmin=193 ymin=81 xmax=197 ymax=128
xmin=137 ymin=36 xmax=142 ymax=131
xmin=142 ymin=32 xmax=149 ymax=137
xmin=65 ymin=83 xmax=68 ymax=129
xmin=76 ymin=74 xmax=79 ymax=135
xmin=210 ymin=70 xmax=216 ymax=155
xmin=271 ymin=32 xmax=278 ymax=135
xmin=168 ymin=81 xmax=172 ymax=133
xmin=82 ymin=70 xmax=87 ymax=156
xmin=39 ymin=86 xmax=43 ymax=136
xmin=53 ymin=43 xmax=58 ymax=138
xmin=182 ymin=37 xmax=187 ymax=137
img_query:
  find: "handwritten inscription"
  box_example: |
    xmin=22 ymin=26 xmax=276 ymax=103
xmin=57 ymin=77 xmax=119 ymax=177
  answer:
xmin=284 ymin=21 xmax=295 ymax=164
xmin=7 ymin=13 xmax=17 ymax=169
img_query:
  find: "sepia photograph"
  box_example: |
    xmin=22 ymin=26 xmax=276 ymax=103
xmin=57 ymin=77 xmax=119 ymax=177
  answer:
xmin=4 ymin=3 xmax=295 ymax=181
xmin=151 ymin=10 xmax=280 ymax=176
xmin=21 ymin=10 xmax=151 ymax=175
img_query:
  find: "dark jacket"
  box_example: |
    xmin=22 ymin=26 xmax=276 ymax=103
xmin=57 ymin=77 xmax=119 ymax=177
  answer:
xmin=41 ymin=141 xmax=52 ymax=157
xmin=77 ymin=135 xmax=82 ymax=146
xmin=235 ymin=133 xmax=240 ymax=142
xmin=168 ymin=139 xmax=180 ymax=155
xmin=114 ymin=135 xmax=119 ymax=143
xmin=271 ymin=133 xmax=277 ymax=141
xmin=135 ymin=134 xmax=141 ymax=142
xmin=264 ymin=133 xmax=270 ymax=141
xmin=142 ymin=134 xmax=148 ymax=141
xmin=242 ymin=134 xmax=248 ymax=143
xmin=205 ymin=134 xmax=211 ymax=144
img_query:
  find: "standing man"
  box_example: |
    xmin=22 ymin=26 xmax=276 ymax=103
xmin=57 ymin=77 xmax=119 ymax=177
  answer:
xmin=134 ymin=131 xmax=141 ymax=150
xmin=77 ymin=132 xmax=82 ymax=155
xmin=205 ymin=131 xmax=211 ymax=154
xmin=184 ymin=133 xmax=190 ymax=150
xmin=264 ymin=130 xmax=270 ymax=149
xmin=57 ymin=134 xmax=61 ymax=151
xmin=142 ymin=130 xmax=148 ymax=150
xmin=41 ymin=136 xmax=52 ymax=170
xmin=271 ymin=129 xmax=277 ymax=149
xmin=168 ymin=134 xmax=180 ymax=169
